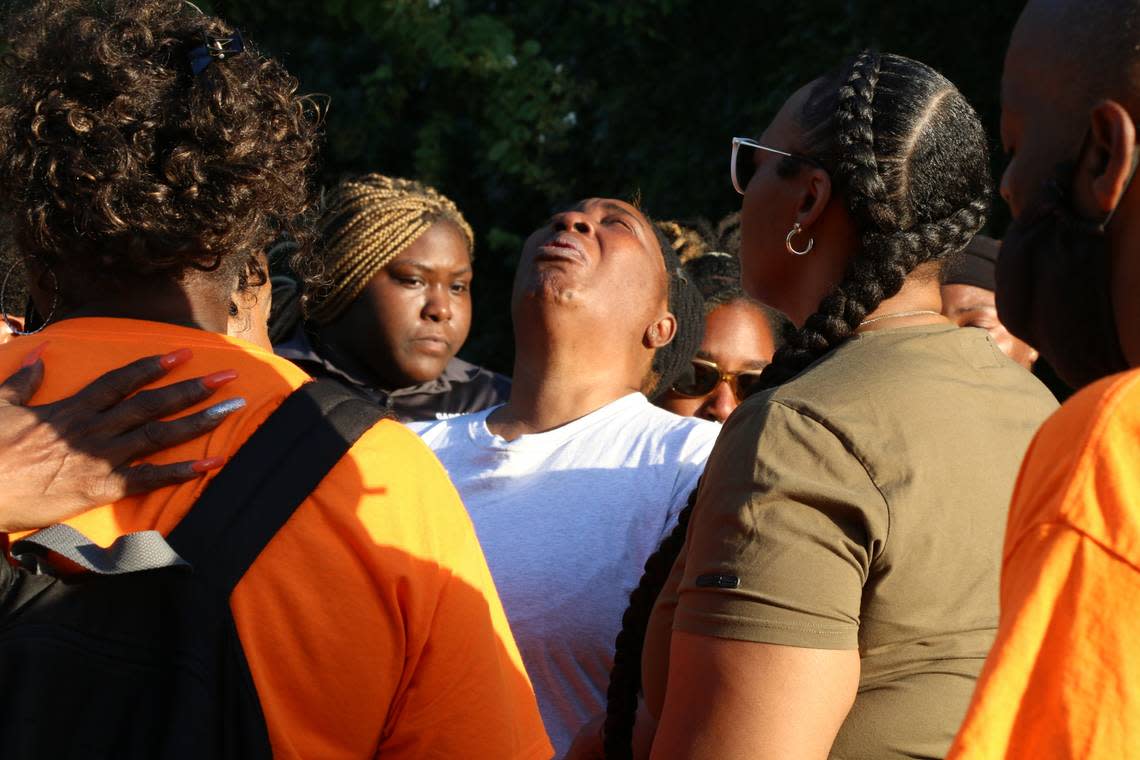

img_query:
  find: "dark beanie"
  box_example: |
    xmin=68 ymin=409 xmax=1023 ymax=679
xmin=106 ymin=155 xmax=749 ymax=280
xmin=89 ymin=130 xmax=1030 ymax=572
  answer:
xmin=943 ymin=234 xmax=999 ymax=291
xmin=647 ymin=223 xmax=705 ymax=400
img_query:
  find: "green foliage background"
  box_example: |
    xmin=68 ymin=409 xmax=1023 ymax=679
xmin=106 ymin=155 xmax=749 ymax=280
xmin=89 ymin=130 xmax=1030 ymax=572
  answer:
xmin=214 ymin=0 xmax=1024 ymax=374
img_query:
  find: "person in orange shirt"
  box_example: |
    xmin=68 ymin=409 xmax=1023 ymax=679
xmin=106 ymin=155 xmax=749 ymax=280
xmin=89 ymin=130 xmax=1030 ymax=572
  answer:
xmin=0 ymin=350 xmax=251 ymax=534
xmin=947 ymin=0 xmax=1140 ymax=756
xmin=0 ymin=1 xmax=550 ymax=758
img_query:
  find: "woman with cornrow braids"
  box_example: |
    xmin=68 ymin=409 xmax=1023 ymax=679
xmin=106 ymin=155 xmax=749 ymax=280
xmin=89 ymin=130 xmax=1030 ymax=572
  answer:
xmin=568 ymin=52 xmax=1059 ymax=760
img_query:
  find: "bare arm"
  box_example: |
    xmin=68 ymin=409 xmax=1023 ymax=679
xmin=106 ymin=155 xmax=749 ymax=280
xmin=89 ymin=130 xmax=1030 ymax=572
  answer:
xmin=649 ymin=631 xmax=859 ymax=760
xmin=0 ymin=346 xmax=245 ymax=532
xmin=566 ymin=698 xmax=658 ymax=760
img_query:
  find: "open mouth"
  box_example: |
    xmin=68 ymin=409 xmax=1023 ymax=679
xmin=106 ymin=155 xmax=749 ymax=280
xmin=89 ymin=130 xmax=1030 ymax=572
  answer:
xmin=535 ymin=236 xmax=587 ymax=265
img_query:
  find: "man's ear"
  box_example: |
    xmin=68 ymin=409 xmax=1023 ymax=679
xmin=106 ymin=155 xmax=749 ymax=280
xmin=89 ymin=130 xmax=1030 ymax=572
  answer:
xmin=1079 ymin=100 xmax=1137 ymax=216
xmin=794 ymin=166 xmax=833 ymax=231
xmin=643 ymin=311 xmax=677 ymax=350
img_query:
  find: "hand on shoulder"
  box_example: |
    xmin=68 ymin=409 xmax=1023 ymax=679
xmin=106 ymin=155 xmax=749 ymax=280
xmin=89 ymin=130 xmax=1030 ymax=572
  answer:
xmin=0 ymin=346 xmax=244 ymax=532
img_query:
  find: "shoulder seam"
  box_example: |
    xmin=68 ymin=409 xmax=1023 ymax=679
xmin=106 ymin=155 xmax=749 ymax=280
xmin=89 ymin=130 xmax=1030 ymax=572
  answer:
xmin=1006 ymin=519 xmax=1140 ymax=576
xmin=767 ymin=399 xmax=892 ymax=562
xmin=1013 ymin=373 xmax=1140 ymax=550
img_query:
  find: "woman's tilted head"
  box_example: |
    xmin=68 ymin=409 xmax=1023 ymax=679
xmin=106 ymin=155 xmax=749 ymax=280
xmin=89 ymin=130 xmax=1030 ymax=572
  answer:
xmin=0 ymin=0 xmax=319 ymax=305
xmin=513 ymin=198 xmax=704 ymax=399
xmin=738 ymin=51 xmax=991 ymax=386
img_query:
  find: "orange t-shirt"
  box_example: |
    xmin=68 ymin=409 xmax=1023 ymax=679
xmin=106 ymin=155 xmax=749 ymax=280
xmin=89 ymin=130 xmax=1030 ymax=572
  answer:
xmin=0 ymin=318 xmax=552 ymax=760
xmin=948 ymin=368 xmax=1140 ymax=759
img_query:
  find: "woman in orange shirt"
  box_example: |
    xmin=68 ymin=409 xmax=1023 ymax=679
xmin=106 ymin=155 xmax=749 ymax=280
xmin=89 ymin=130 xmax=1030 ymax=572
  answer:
xmin=0 ymin=350 xmax=247 ymax=533
xmin=0 ymin=1 xmax=550 ymax=757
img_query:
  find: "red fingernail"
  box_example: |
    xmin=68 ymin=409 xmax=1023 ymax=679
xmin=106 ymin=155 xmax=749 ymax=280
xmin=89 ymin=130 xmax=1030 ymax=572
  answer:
xmin=20 ymin=342 xmax=48 ymax=368
xmin=160 ymin=348 xmax=193 ymax=369
xmin=201 ymin=369 xmax=238 ymax=390
xmin=191 ymin=456 xmax=225 ymax=473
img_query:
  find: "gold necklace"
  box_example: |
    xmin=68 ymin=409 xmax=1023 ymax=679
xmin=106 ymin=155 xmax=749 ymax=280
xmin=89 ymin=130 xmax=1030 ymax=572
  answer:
xmin=858 ymin=309 xmax=942 ymax=327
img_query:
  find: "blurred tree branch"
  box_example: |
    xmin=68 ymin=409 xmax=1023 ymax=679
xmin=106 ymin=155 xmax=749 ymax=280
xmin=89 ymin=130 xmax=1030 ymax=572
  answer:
xmin=210 ymin=0 xmax=1020 ymax=372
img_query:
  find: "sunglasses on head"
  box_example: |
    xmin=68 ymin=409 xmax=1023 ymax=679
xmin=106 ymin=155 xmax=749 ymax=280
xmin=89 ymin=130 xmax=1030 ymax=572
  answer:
xmin=730 ymin=136 xmax=824 ymax=195
xmin=671 ymin=357 xmax=768 ymax=402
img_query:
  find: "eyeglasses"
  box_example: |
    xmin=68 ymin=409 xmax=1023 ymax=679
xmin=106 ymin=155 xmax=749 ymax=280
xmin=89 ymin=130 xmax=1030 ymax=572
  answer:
xmin=670 ymin=357 xmax=768 ymax=402
xmin=730 ymin=136 xmax=824 ymax=195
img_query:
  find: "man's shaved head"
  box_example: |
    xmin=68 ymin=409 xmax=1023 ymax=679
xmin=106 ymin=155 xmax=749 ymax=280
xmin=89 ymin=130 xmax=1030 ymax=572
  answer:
xmin=1000 ymin=0 xmax=1140 ymax=371
xmin=1016 ymin=0 xmax=1140 ymax=115
xmin=1001 ymin=0 xmax=1140 ymax=217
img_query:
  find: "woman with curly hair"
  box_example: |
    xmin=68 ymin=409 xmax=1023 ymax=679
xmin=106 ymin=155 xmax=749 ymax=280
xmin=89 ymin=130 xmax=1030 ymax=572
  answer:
xmin=0 ymin=1 xmax=550 ymax=758
xmin=275 ymin=173 xmax=510 ymax=422
xmin=572 ymin=52 xmax=1060 ymax=760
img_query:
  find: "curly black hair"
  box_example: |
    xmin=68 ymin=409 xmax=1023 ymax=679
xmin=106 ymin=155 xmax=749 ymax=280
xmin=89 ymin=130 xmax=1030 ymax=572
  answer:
xmin=683 ymin=250 xmax=792 ymax=342
xmin=602 ymin=51 xmax=991 ymax=760
xmin=0 ymin=0 xmax=320 ymax=304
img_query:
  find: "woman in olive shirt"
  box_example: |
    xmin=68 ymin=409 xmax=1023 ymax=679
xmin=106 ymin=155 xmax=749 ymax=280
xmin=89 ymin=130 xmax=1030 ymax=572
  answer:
xmin=596 ymin=53 xmax=1058 ymax=760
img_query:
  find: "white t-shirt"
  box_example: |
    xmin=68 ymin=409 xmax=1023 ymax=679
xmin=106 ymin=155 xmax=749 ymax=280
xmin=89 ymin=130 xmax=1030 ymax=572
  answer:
xmin=410 ymin=393 xmax=718 ymax=756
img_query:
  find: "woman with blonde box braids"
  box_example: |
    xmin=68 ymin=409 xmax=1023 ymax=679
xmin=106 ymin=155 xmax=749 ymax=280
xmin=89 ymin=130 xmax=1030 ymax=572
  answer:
xmin=275 ymin=173 xmax=510 ymax=421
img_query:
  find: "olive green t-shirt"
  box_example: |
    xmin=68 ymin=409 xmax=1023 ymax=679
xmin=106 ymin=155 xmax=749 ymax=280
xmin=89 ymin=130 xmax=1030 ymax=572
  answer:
xmin=643 ymin=324 xmax=1059 ymax=759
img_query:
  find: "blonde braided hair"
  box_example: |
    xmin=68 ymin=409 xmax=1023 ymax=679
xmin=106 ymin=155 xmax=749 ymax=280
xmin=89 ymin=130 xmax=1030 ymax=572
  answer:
xmin=655 ymin=220 xmax=709 ymax=264
xmin=304 ymin=174 xmax=474 ymax=325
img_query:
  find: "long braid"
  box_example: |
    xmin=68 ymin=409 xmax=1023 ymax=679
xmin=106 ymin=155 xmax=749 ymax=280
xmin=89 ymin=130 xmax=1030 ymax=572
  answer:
xmin=754 ymin=53 xmax=895 ymax=386
xmin=834 ymin=53 xmax=894 ymax=233
xmin=602 ymin=51 xmax=991 ymax=758
xmin=303 ymin=174 xmax=474 ymax=325
xmin=603 ymin=489 xmax=697 ymax=760
xmin=758 ymin=51 xmax=988 ymax=388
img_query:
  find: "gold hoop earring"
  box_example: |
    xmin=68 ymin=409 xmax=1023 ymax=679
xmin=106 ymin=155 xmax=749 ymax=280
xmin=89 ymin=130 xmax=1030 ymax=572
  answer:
xmin=1 ymin=259 xmax=58 ymax=336
xmin=785 ymin=222 xmax=814 ymax=256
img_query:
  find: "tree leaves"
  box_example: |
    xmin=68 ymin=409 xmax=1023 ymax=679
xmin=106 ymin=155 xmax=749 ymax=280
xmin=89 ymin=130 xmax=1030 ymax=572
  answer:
xmin=217 ymin=0 xmax=1021 ymax=372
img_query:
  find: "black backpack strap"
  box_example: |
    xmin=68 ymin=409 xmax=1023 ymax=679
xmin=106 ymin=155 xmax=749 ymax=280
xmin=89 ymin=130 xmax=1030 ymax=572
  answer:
xmin=167 ymin=379 xmax=382 ymax=594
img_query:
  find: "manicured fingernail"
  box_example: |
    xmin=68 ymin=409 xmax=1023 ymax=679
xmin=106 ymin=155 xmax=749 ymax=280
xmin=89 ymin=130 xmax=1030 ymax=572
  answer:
xmin=191 ymin=456 xmax=225 ymax=473
xmin=203 ymin=396 xmax=246 ymax=420
xmin=20 ymin=342 xmax=48 ymax=368
xmin=160 ymin=348 xmax=193 ymax=369
xmin=201 ymin=369 xmax=239 ymax=390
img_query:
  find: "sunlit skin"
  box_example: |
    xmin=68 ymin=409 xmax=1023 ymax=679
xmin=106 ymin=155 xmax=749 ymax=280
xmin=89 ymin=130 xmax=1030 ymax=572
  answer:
xmin=941 ymin=283 xmax=1038 ymax=369
xmin=0 ymin=315 xmax=24 ymax=345
xmin=738 ymin=85 xmax=857 ymax=326
xmin=737 ymin=85 xmax=946 ymax=332
xmin=658 ymin=301 xmax=777 ymax=422
xmin=315 ymin=221 xmax=473 ymax=390
xmin=228 ymin=253 xmax=274 ymax=351
xmin=648 ymin=77 xmax=948 ymax=760
xmin=486 ymin=198 xmax=677 ymax=442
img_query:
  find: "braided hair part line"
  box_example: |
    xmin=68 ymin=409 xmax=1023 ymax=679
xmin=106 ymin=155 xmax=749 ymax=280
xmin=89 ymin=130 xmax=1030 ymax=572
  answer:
xmin=755 ymin=51 xmax=991 ymax=389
